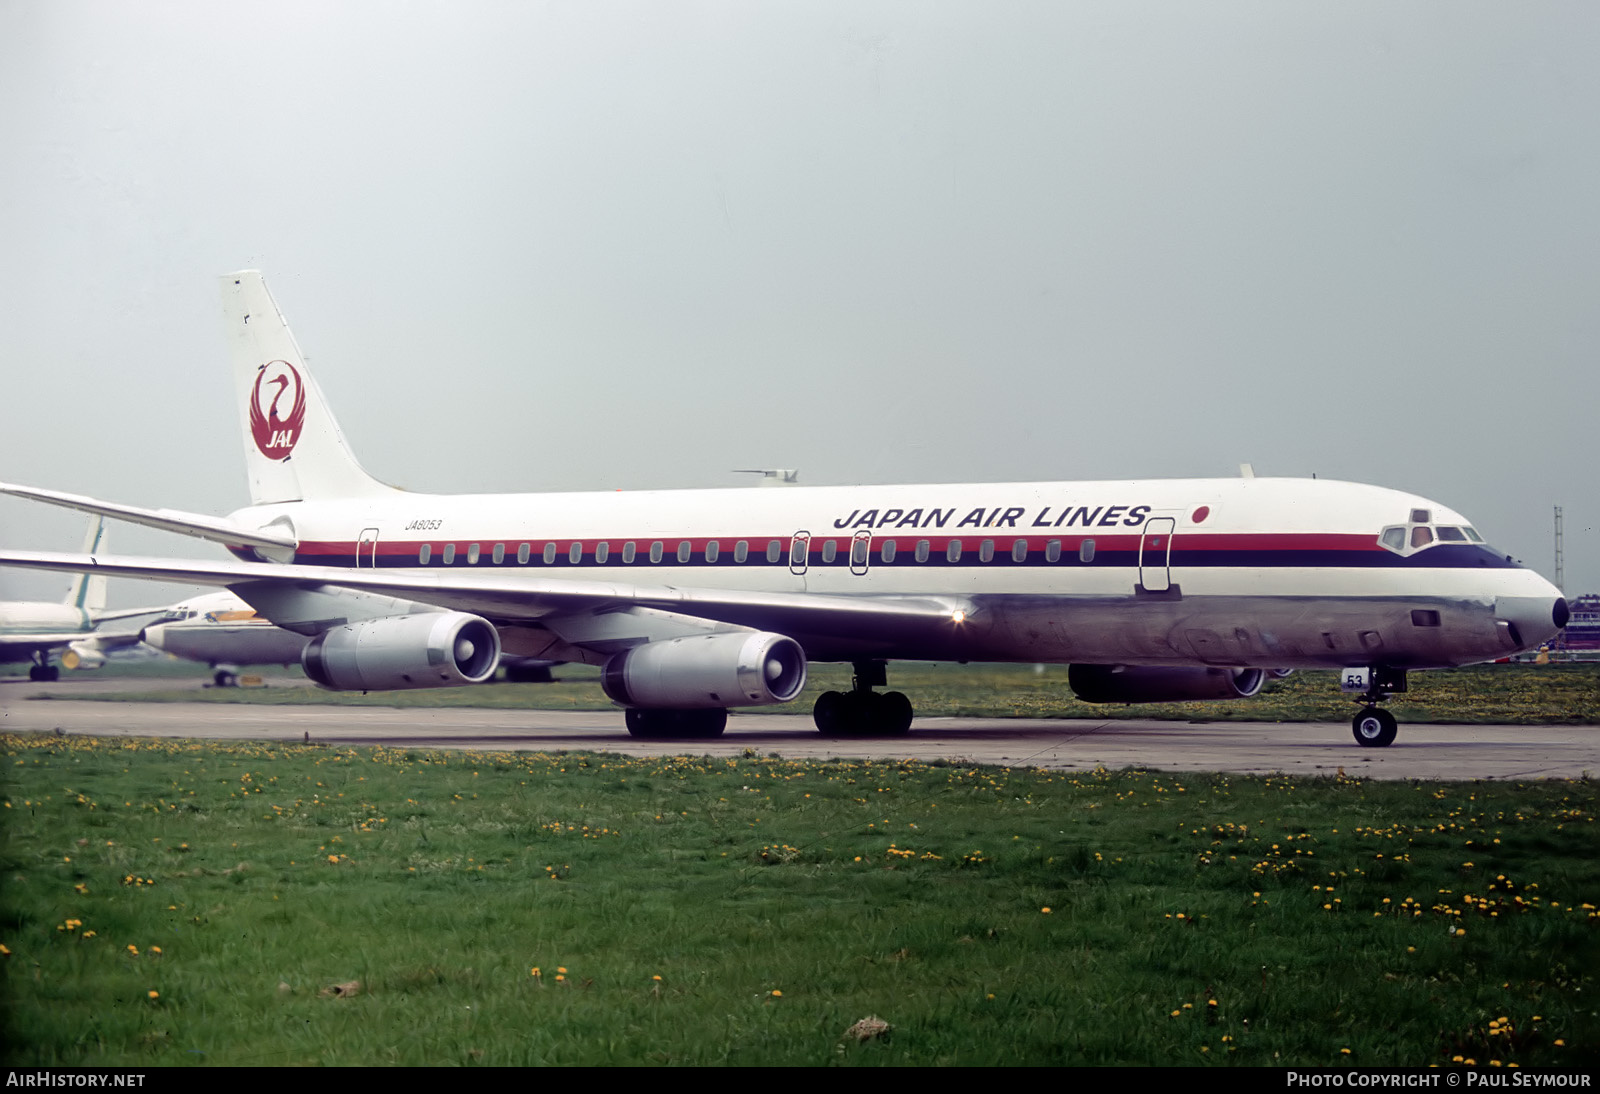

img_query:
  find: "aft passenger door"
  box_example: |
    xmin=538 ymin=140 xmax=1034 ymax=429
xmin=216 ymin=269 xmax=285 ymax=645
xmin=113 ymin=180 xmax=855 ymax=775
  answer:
xmin=1138 ymin=517 xmax=1175 ymax=593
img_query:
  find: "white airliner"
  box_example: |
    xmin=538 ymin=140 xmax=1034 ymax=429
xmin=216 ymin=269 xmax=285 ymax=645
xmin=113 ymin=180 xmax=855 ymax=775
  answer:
xmin=0 ymin=272 xmax=1569 ymax=745
xmin=139 ymin=590 xmax=310 ymax=686
xmin=0 ymin=518 xmax=155 ymax=678
xmin=137 ymin=589 xmax=557 ymax=686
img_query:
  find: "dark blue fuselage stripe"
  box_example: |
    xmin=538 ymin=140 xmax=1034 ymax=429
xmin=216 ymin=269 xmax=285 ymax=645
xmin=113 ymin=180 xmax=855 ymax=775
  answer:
xmin=286 ymin=544 xmax=1517 ymax=571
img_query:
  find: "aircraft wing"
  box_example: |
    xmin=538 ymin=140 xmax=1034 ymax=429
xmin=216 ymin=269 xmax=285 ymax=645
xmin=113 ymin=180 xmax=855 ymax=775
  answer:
xmin=91 ymin=606 xmax=175 ymax=623
xmin=1 ymin=633 xmax=101 ymax=660
xmin=0 ymin=482 xmax=297 ymax=552
xmin=0 ymin=550 xmax=973 ymax=660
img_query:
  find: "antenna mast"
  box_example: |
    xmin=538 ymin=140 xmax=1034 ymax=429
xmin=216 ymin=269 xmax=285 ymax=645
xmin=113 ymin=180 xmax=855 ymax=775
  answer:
xmin=1554 ymin=505 xmax=1564 ymax=593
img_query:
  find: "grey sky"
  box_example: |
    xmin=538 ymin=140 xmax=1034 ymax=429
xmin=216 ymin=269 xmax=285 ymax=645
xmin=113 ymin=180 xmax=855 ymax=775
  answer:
xmin=2 ymin=1 xmax=1596 ymax=605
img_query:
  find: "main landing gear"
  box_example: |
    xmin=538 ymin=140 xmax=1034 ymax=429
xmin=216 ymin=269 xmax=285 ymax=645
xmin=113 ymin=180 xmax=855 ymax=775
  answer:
xmin=625 ymin=708 xmax=728 ymax=740
xmin=1342 ymin=665 xmax=1408 ymax=748
xmin=813 ymin=660 xmax=914 ymax=737
xmin=28 ymin=660 xmax=60 ymax=682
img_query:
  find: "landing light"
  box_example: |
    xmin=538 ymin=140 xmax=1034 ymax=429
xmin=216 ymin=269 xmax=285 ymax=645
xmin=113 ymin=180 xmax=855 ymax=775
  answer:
xmin=951 ymin=610 xmax=967 ymax=625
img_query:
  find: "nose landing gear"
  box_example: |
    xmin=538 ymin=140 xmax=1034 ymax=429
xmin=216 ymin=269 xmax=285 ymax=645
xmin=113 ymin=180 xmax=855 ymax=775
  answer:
xmin=1342 ymin=666 xmax=1407 ymax=748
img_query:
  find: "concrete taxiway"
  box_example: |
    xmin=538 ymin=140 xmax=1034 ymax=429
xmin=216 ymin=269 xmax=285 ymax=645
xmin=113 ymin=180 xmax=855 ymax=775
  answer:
xmin=2 ymin=680 xmax=1595 ymax=779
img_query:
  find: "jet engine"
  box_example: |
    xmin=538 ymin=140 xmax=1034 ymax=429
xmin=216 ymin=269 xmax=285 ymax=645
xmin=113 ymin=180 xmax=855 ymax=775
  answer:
xmin=1068 ymin=664 xmax=1267 ymax=704
xmin=601 ymin=632 xmax=807 ymax=709
xmin=302 ymin=612 xmax=501 ymax=691
xmin=61 ymin=641 xmax=106 ymax=671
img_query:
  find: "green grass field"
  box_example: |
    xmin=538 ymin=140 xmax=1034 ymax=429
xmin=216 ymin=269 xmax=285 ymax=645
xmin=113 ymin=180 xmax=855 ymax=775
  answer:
xmin=3 ymin=732 xmax=1595 ymax=1066
xmin=41 ymin=660 xmax=1600 ymax=725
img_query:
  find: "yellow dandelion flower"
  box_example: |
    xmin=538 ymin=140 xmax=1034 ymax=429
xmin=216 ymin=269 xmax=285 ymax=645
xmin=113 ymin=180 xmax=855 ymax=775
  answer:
xmin=1041 ymin=907 xmax=1052 ymax=914
xmin=148 ymin=991 xmax=159 ymax=999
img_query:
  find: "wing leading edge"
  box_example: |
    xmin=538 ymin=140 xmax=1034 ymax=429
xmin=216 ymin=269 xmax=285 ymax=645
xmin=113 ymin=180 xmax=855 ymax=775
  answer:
xmin=0 ymin=549 xmax=973 ymax=662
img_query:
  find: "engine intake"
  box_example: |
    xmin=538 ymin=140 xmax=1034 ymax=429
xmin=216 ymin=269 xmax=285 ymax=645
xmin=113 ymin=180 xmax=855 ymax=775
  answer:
xmin=303 ymin=612 xmax=501 ymax=691
xmin=1068 ymin=664 xmax=1266 ymax=704
xmin=602 ymin=632 xmax=807 ymax=709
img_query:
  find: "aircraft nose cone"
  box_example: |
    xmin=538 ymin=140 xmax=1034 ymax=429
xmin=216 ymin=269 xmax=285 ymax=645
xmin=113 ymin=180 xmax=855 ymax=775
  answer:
xmin=1495 ymin=596 xmax=1568 ymax=651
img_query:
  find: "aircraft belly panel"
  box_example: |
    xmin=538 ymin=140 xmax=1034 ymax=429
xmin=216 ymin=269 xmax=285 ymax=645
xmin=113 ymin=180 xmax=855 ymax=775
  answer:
xmin=980 ymin=593 xmax=1507 ymax=669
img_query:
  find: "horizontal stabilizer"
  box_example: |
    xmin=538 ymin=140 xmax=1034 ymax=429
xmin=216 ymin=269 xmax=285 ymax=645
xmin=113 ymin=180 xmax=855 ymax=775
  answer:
xmin=0 ymin=482 xmax=297 ymax=552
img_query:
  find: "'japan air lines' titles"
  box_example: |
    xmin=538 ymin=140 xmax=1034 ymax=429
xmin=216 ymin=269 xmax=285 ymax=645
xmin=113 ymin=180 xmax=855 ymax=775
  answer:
xmin=831 ymin=505 xmax=1152 ymax=531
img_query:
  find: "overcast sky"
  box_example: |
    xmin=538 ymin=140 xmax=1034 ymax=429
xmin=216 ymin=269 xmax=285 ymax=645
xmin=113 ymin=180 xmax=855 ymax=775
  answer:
xmin=2 ymin=1 xmax=1596 ymax=606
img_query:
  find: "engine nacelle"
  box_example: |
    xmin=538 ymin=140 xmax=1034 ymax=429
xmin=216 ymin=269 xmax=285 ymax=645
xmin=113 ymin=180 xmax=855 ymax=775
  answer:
xmin=62 ymin=641 xmax=106 ymax=671
xmin=302 ymin=612 xmax=501 ymax=691
xmin=1068 ymin=664 xmax=1267 ymax=704
xmin=602 ymin=632 xmax=807 ymax=709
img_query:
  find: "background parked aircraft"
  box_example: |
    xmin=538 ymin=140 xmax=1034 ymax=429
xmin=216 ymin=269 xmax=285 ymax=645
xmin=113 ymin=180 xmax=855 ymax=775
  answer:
xmin=138 ymin=589 xmax=560 ymax=685
xmin=0 ymin=519 xmax=160 ymax=679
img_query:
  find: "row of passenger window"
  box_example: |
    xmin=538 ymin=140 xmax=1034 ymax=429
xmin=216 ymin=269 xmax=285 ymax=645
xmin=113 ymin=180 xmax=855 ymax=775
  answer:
xmin=415 ymin=538 xmax=1100 ymax=566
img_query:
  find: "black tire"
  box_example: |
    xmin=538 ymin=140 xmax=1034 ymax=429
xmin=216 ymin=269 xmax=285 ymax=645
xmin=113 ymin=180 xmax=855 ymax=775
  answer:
xmin=1351 ymin=707 xmax=1398 ymax=748
xmin=876 ymin=691 xmax=914 ymax=735
xmin=626 ymin=708 xmax=727 ymax=739
xmin=813 ymin=691 xmax=849 ymax=736
xmin=214 ymin=670 xmax=238 ymax=687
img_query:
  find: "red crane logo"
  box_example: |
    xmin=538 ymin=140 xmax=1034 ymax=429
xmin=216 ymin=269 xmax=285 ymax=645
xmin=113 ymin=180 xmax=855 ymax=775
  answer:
xmin=249 ymin=360 xmax=307 ymax=460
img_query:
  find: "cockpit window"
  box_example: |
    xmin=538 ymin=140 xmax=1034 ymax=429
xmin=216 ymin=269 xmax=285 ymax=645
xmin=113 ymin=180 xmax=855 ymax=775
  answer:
xmin=1379 ymin=516 xmax=1489 ymax=557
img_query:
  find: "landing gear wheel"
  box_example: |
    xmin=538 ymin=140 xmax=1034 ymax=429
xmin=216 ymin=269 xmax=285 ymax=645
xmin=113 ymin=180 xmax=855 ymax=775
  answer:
xmin=213 ymin=669 xmax=238 ymax=688
xmin=813 ymin=691 xmax=849 ymax=736
xmin=813 ymin=689 xmax=913 ymax=737
xmin=625 ymin=708 xmax=728 ymax=740
xmin=877 ymin=691 xmax=914 ymax=735
xmin=29 ymin=664 xmax=59 ymax=682
xmin=1351 ymin=707 xmax=1398 ymax=748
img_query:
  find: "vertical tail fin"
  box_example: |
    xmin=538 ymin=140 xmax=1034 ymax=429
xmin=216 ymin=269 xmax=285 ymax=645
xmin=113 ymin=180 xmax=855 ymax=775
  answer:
xmin=222 ymin=271 xmax=396 ymax=504
xmin=64 ymin=517 xmax=107 ymax=615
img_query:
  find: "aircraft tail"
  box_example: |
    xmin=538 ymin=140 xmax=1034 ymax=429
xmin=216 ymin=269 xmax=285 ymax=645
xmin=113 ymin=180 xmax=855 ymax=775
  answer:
xmin=222 ymin=271 xmax=397 ymax=504
xmin=64 ymin=517 xmax=107 ymax=615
